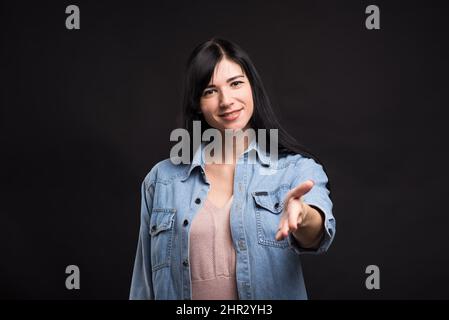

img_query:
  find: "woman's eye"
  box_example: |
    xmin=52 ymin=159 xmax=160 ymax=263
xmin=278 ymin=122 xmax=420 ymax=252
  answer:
xmin=231 ymin=81 xmax=244 ymax=87
xmin=202 ymin=89 xmax=215 ymax=96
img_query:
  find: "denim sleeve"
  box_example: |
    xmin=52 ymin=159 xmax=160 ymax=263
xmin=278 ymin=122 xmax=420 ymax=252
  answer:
xmin=129 ymin=178 xmax=155 ymax=299
xmin=287 ymin=157 xmax=336 ymax=255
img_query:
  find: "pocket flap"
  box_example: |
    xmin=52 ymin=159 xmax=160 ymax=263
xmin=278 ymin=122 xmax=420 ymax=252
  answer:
xmin=150 ymin=208 xmax=176 ymax=236
xmin=251 ymin=186 xmax=289 ymax=214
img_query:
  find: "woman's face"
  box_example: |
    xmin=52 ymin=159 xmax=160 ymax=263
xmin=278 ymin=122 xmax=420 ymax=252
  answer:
xmin=200 ymin=58 xmax=254 ymax=133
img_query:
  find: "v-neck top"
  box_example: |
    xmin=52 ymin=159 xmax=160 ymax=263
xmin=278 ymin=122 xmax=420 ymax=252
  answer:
xmin=189 ymin=195 xmax=238 ymax=300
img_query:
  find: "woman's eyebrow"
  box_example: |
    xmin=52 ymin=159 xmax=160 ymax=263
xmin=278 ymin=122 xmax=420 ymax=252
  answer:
xmin=205 ymin=74 xmax=245 ymax=89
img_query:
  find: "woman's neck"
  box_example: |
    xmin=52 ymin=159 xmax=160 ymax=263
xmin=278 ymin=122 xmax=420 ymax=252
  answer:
xmin=205 ymin=128 xmax=253 ymax=165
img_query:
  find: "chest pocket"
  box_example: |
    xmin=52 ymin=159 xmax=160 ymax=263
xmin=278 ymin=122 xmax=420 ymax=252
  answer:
xmin=149 ymin=208 xmax=176 ymax=271
xmin=252 ymin=185 xmax=290 ymax=248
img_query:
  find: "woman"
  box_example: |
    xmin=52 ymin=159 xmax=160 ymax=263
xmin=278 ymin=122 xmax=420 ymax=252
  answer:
xmin=130 ymin=38 xmax=336 ymax=300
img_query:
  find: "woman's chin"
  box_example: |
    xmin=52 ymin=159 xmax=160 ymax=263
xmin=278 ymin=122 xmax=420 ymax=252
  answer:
xmin=219 ymin=119 xmax=250 ymax=132
xmin=222 ymin=125 xmax=247 ymax=133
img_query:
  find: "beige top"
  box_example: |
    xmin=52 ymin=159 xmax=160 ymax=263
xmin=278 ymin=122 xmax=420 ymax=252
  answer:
xmin=189 ymin=195 xmax=238 ymax=300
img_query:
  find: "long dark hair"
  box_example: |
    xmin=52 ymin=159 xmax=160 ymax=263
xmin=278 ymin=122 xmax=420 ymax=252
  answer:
xmin=179 ymin=38 xmax=325 ymax=165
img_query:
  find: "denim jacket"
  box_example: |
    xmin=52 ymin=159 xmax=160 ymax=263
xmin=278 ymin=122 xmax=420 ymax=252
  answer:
xmin=129 ymin=139 xmax=336 ymax=300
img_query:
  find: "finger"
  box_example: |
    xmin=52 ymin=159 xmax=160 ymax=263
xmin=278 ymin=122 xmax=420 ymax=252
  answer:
xmin=282 ymin=181 xmax=313 ymax=208
xmin=276 ymin=217 xmax=289 ymax=241
xmin=288 ymin=180 xmax=314 ymax=200
xmin=287 ymin=198 xmax=302 ymax=231
xmin=298 ymin=198 xmax=308 ymax=226
xmin=276 ymin=213 xmax=289 ymax=241
xmin=275 ymin=213 xmax=285 ymax=241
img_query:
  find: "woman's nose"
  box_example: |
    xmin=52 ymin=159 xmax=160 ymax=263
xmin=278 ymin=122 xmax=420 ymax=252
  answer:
xmin=219 ymin=89 xmax=233 ymax=107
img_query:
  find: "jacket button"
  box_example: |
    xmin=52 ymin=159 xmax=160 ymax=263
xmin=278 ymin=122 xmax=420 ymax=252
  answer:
xmin=238 ymin=240 xmax=246 ymax=251
xmin=183 ymin=259 xmax=189 ymax=267
xmin=183 ymin=219 xmax=189 ymax=226
xmin=195 ymin=198 xmax=201 ymax=204
xmin=151 ymin=225 xmax=156 ymax=231
xmin=274 ymin=202 xmax=279 ymax=209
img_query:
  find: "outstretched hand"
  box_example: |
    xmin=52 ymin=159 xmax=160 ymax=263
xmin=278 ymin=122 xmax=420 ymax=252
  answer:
xmin=275 ymin=180 xmax=314 ymax=241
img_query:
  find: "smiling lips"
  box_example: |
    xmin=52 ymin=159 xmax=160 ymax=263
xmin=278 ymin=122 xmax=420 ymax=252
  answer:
xmin=219 ymin=108 xmax=243 ymax=121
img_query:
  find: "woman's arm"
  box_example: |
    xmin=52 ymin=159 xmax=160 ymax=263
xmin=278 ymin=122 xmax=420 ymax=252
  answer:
xmin=276 ymin=157 xmax=336 ymax=255
xmin=129 ymin=180 xmax=155 ymax=300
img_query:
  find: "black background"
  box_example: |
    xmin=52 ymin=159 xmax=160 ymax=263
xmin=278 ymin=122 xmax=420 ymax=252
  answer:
xmin=1 ymin=0 xmax=448 ymax=299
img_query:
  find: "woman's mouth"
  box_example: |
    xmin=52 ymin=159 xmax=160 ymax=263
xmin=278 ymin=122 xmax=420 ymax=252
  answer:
xmin=219 ymin=108 xmax=243 ymax=121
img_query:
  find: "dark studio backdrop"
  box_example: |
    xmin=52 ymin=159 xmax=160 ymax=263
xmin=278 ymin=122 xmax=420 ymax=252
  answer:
xmin=1 ymin=0 xmax=448 ymax=299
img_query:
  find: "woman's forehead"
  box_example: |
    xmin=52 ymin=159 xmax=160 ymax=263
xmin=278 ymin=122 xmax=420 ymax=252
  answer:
xmin=210 ymin=58 xmax=245 ymax=83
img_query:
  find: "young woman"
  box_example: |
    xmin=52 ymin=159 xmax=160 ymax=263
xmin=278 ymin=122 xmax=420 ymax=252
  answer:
xmin=130 ymin=38 xmax=336 ymax=300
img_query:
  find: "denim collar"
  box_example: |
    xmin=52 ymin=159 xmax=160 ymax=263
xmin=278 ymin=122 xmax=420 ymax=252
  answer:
xmin=180 ymin=137 xmax=272 ymax=182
